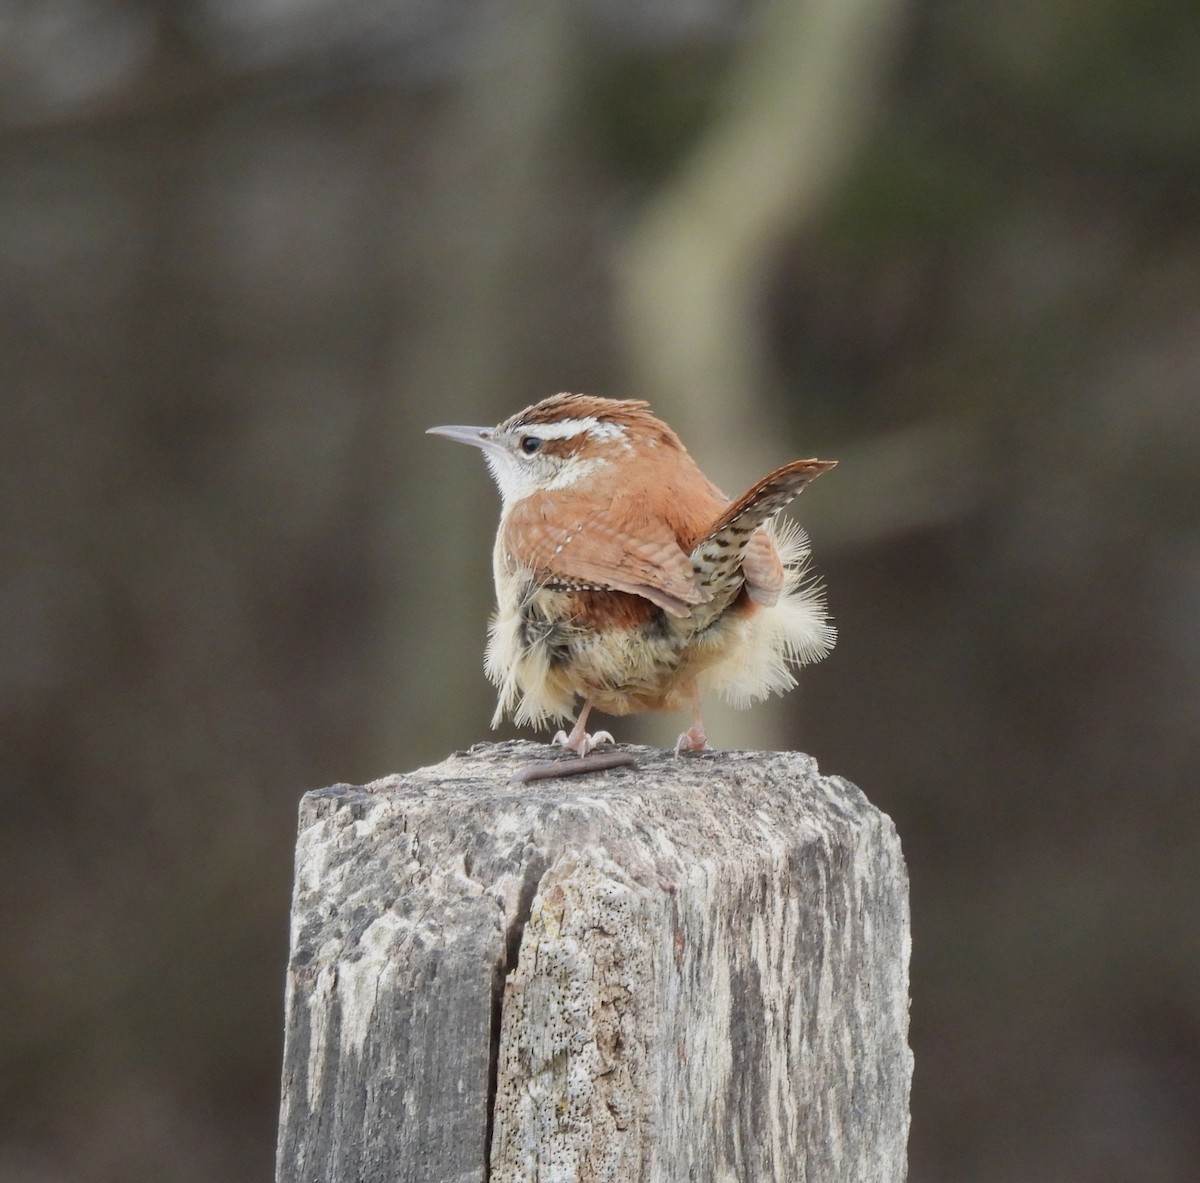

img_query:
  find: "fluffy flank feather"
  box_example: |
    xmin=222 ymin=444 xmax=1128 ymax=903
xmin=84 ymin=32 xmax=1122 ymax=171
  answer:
xmin=700 ymin=518 xmax=836 ymax=708
xmin=485 ymin=607 xmax=574 ymax=729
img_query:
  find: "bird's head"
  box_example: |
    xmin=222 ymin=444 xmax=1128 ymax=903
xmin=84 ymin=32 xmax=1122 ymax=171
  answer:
xmin=428 ymin=393 xmax=681 ymax=508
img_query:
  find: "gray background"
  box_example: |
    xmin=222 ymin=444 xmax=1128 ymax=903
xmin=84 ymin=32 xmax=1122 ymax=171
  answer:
xmin=2 ymin=1 xmax=1198 ymax=1180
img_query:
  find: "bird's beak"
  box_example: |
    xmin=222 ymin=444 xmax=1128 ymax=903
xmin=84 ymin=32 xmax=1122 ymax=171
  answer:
xmin=426 ymin=424 xmax=500 ymax=453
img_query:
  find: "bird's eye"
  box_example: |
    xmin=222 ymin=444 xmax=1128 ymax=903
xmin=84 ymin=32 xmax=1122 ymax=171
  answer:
xmin=519 ymin=435 xmax=542 ymax=455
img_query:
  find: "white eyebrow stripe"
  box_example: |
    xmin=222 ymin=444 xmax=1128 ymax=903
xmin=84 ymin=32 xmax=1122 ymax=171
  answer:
xmin=523 ymin=416 xmax=625 ymax=442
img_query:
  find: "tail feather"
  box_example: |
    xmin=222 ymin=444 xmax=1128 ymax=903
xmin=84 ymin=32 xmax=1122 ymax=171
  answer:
xmin=687 ymin=458 xmax=835 ymax=623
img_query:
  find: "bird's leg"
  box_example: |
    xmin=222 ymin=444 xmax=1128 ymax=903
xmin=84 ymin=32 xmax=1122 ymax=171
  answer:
xmin=552 ymin=700 xmax=615 ymax=757
xmin=674 ymin=691 xmax=712 ymax=756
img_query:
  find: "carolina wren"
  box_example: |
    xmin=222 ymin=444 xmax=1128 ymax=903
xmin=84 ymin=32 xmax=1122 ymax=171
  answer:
xmin=428 ymin=394 xmax=836 ymax=756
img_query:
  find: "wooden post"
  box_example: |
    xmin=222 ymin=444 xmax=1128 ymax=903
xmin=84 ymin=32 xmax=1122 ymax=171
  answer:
xmin=275 ymin=741 xmax=911 ymax=1183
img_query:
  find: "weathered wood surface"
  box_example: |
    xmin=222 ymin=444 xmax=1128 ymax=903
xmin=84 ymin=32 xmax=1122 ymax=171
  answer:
xmin=275 ymin=741 xmax=911 ymax=1183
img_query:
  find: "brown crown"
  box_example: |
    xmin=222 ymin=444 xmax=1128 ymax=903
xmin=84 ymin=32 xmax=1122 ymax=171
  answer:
xmin=501 ymin=393 xmax=685 ymax=450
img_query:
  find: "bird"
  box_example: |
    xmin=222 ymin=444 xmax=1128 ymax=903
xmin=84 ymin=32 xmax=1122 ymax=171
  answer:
xmin=428 ymin=393 xmax=836 ymax=757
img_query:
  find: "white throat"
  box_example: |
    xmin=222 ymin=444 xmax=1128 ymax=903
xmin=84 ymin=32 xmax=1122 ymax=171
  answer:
xmin=485 ymin=449 xmax=608 ymax=509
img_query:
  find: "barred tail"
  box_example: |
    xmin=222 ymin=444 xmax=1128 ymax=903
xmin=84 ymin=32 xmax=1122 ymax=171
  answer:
xmin=687 ymin=458 xmax=835 ymax=625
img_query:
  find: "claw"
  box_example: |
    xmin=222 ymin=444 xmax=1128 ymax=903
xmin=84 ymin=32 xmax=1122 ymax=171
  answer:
xmin=553 ymin=728 xmax=615 ymax=756
xmin=673 ymin=692 xmax=710 ymax=756
xmin=552 ymin=699 xmax=615 ymax=757
xmin=673 ymin=727 xmax=711 ymax=756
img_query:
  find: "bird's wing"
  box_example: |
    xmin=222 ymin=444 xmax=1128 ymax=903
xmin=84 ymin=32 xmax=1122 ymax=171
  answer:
xmin=501 ymin=492 xmax=708 ymax=618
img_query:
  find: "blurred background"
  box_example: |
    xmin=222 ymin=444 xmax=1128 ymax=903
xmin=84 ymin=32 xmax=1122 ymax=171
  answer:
xmin=2 ymin=0 xmax=1199 ymax=1179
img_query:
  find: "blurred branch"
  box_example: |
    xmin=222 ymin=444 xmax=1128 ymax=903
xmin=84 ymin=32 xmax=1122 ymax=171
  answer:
xmin=616 ymin=0 xmax=908 ymax=477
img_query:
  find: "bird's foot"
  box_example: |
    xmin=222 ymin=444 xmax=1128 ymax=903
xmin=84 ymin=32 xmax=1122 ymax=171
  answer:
xmin=673 ymin=721 xmax=711 ymax=756
xmin=553 ymin=727 xmax=615 ymax=757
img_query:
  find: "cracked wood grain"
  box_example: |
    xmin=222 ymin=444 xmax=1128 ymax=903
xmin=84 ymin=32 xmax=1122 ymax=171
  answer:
xmin=275 ymin=741 xmax=912 ymax=1183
